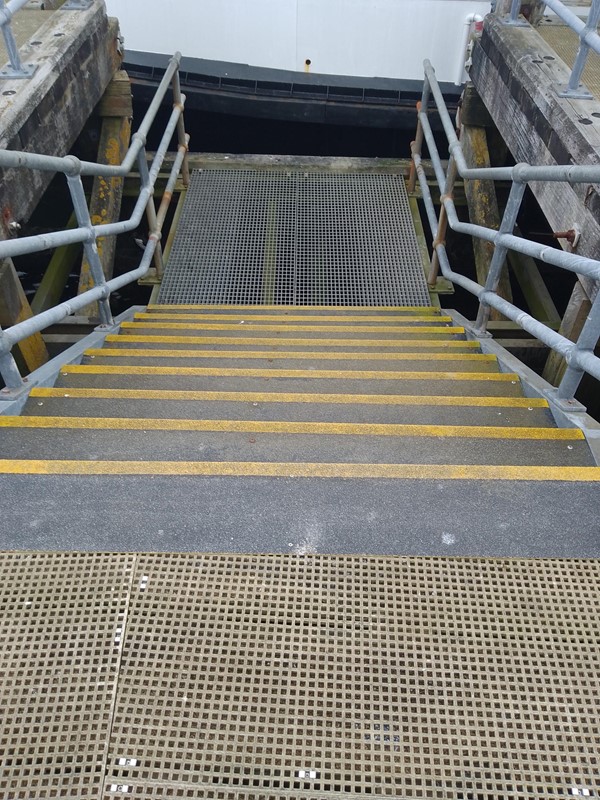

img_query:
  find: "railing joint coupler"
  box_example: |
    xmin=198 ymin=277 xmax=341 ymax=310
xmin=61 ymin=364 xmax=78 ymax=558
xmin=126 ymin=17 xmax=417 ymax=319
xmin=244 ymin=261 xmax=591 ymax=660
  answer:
xmin=63 ymin=155 xmax=83 ymax=176
xmin=132 ymin=131 xmax=147 ymax=148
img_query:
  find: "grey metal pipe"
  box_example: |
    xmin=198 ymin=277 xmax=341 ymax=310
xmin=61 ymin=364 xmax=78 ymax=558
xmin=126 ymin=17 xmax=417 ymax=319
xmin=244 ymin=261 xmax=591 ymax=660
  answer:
xmin=444 ymin=201 xmax=600 ymax=280
xmin=473 ymin=179 xmax=527 ymax=332
xmin=0 ymin=330 xmax=25 ymax=388
xmin=418 ymin=111 xmax=448 ymax=191
xmin=543 ymin=0 xmax=600 ymax=53
xmin=411 ymin=119 xmax=600 ymax=396
xmin=66 ymin=173 xmax=113 ymax=324
xmin=565 ymin=0 xmax=600 ymax=93
xmin=0 ymin=102 xmax=184 ymax=261
xmin=0 ymin=101 xmax=188 ymax=357
xmin=0 ymin=0 xmax=27 ymax=73
xmin=0 ymin=53 xmax=183 ymax=179
xmin=423 ymin=61 xmax=600 ymax=183
xmin=416 ymin=95 xmax=600 ymax=281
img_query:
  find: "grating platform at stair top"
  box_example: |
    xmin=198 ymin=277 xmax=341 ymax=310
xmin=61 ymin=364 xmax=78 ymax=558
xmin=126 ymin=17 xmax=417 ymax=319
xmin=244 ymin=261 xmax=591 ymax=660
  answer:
xmin=2 ymin=552 xmax=600 ymax=800
xmin=157 ymin=170 xmax=431 ymax=306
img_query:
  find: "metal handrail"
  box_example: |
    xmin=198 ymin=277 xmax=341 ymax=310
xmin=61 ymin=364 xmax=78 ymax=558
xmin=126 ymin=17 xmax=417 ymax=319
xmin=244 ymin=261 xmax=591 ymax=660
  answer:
xmin=0 ymin=52 xmax=189 ymax=391
xmin=410 ymin=59 xmax=600 ymax=405
xmin=507 ymin=0 xmax=600 ymax=98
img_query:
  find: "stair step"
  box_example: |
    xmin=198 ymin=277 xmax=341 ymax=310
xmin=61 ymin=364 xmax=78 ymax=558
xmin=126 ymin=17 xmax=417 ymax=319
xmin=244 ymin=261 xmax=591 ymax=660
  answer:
xmin=147 ymin=304 xmax=443 ymax=315
xmin=1 ymin=473 xmax=598 ymax=556
xmin=53 ymin=369 xmax=525 ymax=396
xmin=134 ymin=312 xmax=453 ymax=324
xmin=26 ymin=389 xmax=556 ymax=427
xmin=119 ymin=323 xmax=467 ymax=341
xmin=121 ymin=321 xmax=461 ymax=334
xmin=82 ymin=350 xmax=501 ymax=373
xmin=0 ymin=421 xmax=592 ymax=466
xmin=105 ymin=335 xmax=482 ymax=353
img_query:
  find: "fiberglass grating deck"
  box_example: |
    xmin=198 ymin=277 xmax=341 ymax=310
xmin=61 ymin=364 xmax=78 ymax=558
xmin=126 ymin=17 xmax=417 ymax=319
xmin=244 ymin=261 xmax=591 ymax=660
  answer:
xmin=2 ymin=554 xmax=600 ymax=799
xmin=158 ymin=170 xmax=431 ymax=306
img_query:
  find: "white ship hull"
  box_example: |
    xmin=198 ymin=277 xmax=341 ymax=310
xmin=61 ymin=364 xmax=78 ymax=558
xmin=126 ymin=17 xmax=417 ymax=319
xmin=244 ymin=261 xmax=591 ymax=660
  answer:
xmin=106 ymin=0 xmax=490 ymax=85
xmin=106 ymin=0 xmax=491 ymax=126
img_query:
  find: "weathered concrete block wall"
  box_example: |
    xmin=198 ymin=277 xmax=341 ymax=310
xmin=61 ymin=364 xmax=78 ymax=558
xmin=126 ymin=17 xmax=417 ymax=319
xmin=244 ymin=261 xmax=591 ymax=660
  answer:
xmin=470 ymin=16 xmax=600 ymax=267
xmin=0 ymin=1 xmax=122 ymax=236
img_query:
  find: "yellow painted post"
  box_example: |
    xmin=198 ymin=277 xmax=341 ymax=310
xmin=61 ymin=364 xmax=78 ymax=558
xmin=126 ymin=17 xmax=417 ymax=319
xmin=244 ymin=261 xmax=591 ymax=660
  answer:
xmin=461 ymin=124 xmax=513 ymax=321
xmin=0 ymin=258 xmax=49 ymax=373
xmin=78 ymin=71 xmax=133 ymax=317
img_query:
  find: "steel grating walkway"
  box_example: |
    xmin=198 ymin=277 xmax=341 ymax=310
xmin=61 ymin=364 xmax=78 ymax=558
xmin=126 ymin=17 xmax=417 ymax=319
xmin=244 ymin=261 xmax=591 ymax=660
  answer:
xmin=158 ymin=170 xmax=430 ymax=306
xmin=2 ymin=552 xmax=600 ymax=799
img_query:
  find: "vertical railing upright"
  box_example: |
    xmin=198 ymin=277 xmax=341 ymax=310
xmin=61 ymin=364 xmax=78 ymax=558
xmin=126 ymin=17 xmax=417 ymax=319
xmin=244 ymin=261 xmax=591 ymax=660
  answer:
xmin=0 ymin=0 xmax=37 ymax=78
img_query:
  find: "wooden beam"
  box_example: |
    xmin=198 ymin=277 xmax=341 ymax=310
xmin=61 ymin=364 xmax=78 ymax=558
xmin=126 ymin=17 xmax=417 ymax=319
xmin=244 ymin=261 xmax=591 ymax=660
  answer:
xmin=98 ymin=70 xmax=133 ymax=118
xmin=460 ymin=85 xmax=494 ymax=128
xmin=78 ymin=73 xmax=133 ymax=316
xmin=460 ymin=124 xmax=513 ymax=320
xmin=0 ymin=258 xmax=48 ymax=373
xmin=542 ymin=280 xmax=592 ymax=386
xmin=31 ymin=214 xmax=80 ymax=315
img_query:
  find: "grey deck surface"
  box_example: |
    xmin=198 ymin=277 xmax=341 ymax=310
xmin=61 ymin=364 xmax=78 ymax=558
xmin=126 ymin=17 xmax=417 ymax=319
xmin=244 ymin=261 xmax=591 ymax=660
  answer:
xmin=158 ymin=171 xmax=431 ymax=306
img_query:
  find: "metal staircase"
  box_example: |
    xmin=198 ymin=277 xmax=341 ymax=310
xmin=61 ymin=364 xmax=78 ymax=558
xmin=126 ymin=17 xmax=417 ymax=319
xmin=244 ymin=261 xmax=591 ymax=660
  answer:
xmin=1 ymin=301 xmax=598 ymax=555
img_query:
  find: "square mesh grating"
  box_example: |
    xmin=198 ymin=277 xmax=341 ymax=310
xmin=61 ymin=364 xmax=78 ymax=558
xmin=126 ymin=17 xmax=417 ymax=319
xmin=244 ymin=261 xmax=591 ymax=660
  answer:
xmin=0 ymin=552 xmax=136 ymax=799
xmin=3 ymin=553 xmax=600 ymax=799
xmin=103 ymin=554 xmax=600 ymax=800
xmin=158 ymin=170 xmax=431 ymax=306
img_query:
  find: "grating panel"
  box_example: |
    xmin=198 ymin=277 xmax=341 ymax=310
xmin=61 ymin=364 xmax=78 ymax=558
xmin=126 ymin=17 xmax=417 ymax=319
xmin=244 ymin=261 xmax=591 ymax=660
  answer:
xmin=158 ymin=170 xmax=431 ymax=306
xmin=103 ymin=554 xmax=600 ymax=800
xmin=0 ymin=552 xmax=136 ymax=799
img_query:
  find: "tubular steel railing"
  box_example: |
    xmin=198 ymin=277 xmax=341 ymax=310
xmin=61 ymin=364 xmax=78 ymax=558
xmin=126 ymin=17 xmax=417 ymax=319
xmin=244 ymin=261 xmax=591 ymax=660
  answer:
xmin=0 ymin=52 xmax=189 ymax=391
xmin=507 ymin=0 xmax=600 ymax=98
xmin=409 ymin=59 xmax=600 ymax=406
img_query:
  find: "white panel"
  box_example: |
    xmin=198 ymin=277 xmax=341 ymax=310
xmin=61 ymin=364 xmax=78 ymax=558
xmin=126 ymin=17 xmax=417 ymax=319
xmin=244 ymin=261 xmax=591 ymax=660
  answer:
xmin=105 ymin=0 xmax=491 ymax=83
xmin=104 ymin=0 xmax=299 ymax=71
xmin=296 ymin=0 xmax=491 ymax=81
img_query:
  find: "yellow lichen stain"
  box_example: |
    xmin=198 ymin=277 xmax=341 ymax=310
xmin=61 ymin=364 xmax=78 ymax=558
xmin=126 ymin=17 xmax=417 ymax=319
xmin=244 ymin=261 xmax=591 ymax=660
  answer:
xmin=105 ymin=136 xmax=121 ymax=164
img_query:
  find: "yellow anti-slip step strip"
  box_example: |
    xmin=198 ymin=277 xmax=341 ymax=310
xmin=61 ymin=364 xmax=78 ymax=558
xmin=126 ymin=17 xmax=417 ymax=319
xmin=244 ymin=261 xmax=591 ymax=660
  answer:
xmin=147 ymin=305 xmax=441 ymax=312
xmin=135 ymin=313 xmax=452 ymax=323
xmin=108 ymin=335 xmax=477 ymax=349
xmin=0 ymin=460 xmax=598 ymax=481
xmin=86 ymin=348 xmax=497 ymax=363
xmin=61 ymin=365 xmax=517 ymax=381
xmin=121 ymin=322 xmax=463 ymax=334
xmin=30 ymin=387 xmax=550 ymax=408
xmin=0 ymin=416 xmax=581 ymax=440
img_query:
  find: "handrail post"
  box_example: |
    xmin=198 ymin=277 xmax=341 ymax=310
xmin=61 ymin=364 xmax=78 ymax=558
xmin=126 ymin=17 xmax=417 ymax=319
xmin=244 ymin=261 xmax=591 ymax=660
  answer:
xmin=428 ymin=157 xmax=458 ymax=286
xmin=66 ymin=169 xmax=114 ymax=325
xmin=137 ymin=150 xmax=165 ymax=281
xmin=557 ymin=292 xmax=600 ymax=400
xmin=171 ymin=70 xmax=190 ymax=187
xmin=0 ymin=327 xmax=24 ymax=389
xmin=473 ymin=176 xmax=527 ymax=333
xmin=408 ymin=79 xmax=430 ymax=194
xmin=560 ymin=0 xmax=600 ymax=98
xmin=0 ymin=0 xmax=36 ymax=78
xmin=505 ymin=0 xmax=528 ymax=25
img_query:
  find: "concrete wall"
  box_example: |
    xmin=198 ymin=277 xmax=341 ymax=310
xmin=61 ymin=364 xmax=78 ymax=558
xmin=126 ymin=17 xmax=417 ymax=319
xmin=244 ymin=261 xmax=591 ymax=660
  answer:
xmin=105 ymin=0 xmax=491 ymax=83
